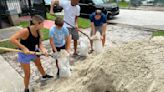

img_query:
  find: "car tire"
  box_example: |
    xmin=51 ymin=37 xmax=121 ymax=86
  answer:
xmin=107 ymin=14 xmax=113 ymax=19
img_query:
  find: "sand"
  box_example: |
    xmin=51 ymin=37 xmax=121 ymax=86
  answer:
xmin=32 ymin=36 xmax=164 ymax=92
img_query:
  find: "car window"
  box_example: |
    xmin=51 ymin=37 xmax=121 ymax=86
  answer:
xmin=33 ymin=0 xmax=44 ymax=4
xmin=92 ymin=0 xmax=105 ymax=4
xmin=44 ymin=0 xmax=51 ymax=5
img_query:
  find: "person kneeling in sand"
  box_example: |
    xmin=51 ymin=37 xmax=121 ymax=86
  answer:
xmin=49 ymin=16 xmax=71 ymax=78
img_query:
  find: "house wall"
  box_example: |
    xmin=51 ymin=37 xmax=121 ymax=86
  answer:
xmin=6 ymin=0 xmax=21 ymax=14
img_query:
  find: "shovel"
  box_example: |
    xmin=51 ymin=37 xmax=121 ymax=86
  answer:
xmin=0 ymin=47 xmax=57 ymax=57
xmin=64 ymin=20 xmax=92 ymax=41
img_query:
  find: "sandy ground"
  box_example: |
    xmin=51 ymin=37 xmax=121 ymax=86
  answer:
xmin=33 ymin=36 xmax=164 ymax=92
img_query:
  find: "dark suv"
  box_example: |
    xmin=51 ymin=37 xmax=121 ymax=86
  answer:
xmin=79 ymin=0 xmax=119 ymax=19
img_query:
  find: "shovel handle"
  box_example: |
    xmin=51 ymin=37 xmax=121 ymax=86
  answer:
xmin=0 ymin=47 xmax=43 ymax=55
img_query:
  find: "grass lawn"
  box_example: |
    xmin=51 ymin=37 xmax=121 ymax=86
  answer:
xmin=46 ymin=13 xmax=90 ymax=29
xmin=17 ymin=21 xmax=30 ymax=28
xmin=119 ymin=1 xmax=129 ymax=8
xmin=152 ymin=30 xmax=164 ymax=37
xmin=78 ymin=17 xmax=90 ymax=29
xmin=41 ymin=28 xmax=49 ymax=40
xmin=46 ymin=13 xmax=56 ymax=20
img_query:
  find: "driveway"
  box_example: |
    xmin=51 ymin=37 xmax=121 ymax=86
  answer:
xmin=110 ymin=9 xmax=164 ymax=30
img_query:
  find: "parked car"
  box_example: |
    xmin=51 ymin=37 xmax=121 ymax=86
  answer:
xmin=141 ymin=0 xmax=154 ymax=6
xmin=79 ymin=0 xmax=119 ymax=19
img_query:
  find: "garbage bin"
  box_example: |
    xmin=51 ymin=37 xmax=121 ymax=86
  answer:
xmin=6 ymin=9 xmax=20 ymax=26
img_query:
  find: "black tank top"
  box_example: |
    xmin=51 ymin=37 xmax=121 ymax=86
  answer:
xmin=20 ymin=27 xmax=40 ymax=51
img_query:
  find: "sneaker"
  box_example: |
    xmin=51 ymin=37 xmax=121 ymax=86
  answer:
xmin=41 ymin=74 xmax=54 ymax=81
xmin=56 ymin=74 xmax=60 ymax=79
xmin=24 ymin=89 xmax=29 ymax=92
xmin=56 ymin=70 xmax=60 ymax=79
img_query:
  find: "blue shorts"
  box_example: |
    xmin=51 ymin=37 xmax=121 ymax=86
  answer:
xmin=18 ymin=52 xmax=37 ymax=64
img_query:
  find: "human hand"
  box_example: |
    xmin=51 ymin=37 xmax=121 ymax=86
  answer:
xmin=22 ymin=48 xmax=30 ymax=54
xmin=52 ymin=52 xmax=59 ymax=59
xmin=42 ymin=49 xmax=48 ymax=56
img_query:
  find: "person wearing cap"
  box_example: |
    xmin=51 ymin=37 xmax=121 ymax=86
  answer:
xmin=89 ymin=9 xmax=107 ymax=53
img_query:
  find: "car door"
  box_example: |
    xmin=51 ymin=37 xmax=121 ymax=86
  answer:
xmin=79 ymin=0 xmax=96 ymax=17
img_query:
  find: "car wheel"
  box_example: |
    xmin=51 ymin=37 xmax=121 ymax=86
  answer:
xmin=107 ymin=14 xmax=113 ymax=19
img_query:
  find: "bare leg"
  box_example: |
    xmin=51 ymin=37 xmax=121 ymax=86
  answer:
xmin=73 ymin=40 xmax=78 ymax=54
xmin=90 ymin=40 xmax=93 ymax=50
xmin=34 ymin=57 xmax=46 ymax=76
xmin=102 ymin=35 xmax=106 ymax=47
xmin=21 ymin=63 xmax=30 ymax=89
xmin=56 ymin=59 xmax=59 ymax=76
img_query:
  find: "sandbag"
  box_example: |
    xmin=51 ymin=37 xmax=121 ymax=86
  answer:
xmin=57 ymin=50 xmax=71 ymax=77
xmin=79 ymin=37 xmax=89 ymax=56
xmin=91 ymin=32 xmax=103 ymax=54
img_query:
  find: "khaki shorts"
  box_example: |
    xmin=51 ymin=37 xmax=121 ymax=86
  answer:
xmin=90 ymin=26 xmax=102 ymax=36
xmin=67 ymin=28 xmax=79 ymax=40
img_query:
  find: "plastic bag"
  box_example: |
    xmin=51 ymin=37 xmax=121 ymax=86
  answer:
xmin=57 ymin=50 xmax=71 ymax=77
xmin=92 ymin=32 xmax=103 ymax=54
xmin=79 ymin=37 xmax=89 ymax=56
xmin=52 ymin=52 xmax=59 ymax=59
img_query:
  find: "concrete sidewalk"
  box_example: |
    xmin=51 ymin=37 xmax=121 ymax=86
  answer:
xmin=0 ymin=56 xmax=24 ymax=92
xmin=0 ymin=26 xmax=21 ymax=41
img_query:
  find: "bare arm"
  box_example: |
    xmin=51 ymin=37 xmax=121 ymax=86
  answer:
xmin=102 ymin=23 xmax=107 ymax=36
xmin=10 ymin=29 xmax=29 ymax=53
xmin=75 ymin=16 xmax=78 ymax=28
xmin=65 ymin=35 xmax=71 ymax=53
xmin=91 ymin=22 xmax=96 ymax=35
xmin=39 ymin=41 xmax=48 ymax=55
xmin=50 ymin=37 xmax=57 ymax=52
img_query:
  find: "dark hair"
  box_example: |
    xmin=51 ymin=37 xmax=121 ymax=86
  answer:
xmin=55 ymin=16 xmax=64 ymax=27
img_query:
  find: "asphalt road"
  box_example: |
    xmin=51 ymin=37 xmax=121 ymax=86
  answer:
xmin=110 ymin=9 xmax=164 ymax=30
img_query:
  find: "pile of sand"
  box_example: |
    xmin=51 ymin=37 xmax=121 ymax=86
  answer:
xmin=34 ymin=36 xmax=164 ymax=92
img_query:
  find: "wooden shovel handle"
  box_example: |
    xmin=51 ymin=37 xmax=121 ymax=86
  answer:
xmin=0 ymin=47 xmax=43 ymax=55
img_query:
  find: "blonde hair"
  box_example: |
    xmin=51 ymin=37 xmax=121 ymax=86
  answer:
xmin=32 ymin=15 xmax=44 ymax=25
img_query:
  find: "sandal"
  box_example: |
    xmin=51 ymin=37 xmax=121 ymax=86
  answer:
xmin=88 ymin=50 xmax=94 ymax=54
xmin=73 ymin=53 xmax=78 ymax=56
